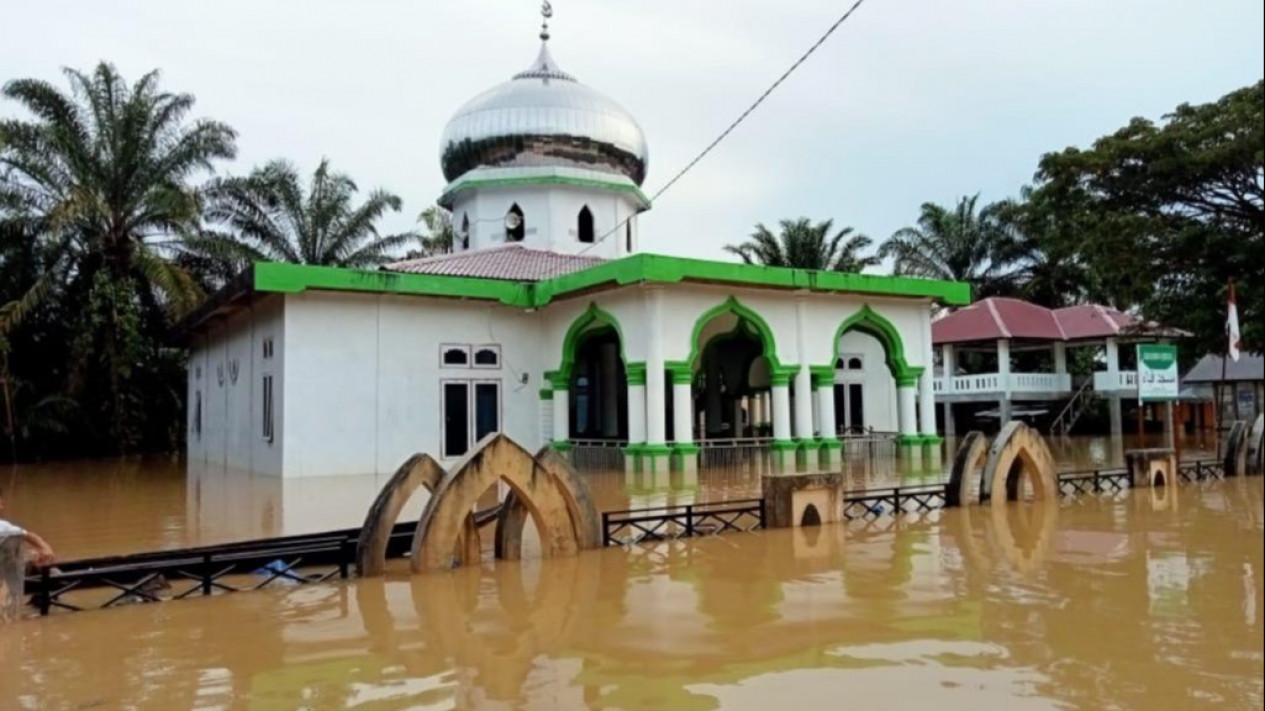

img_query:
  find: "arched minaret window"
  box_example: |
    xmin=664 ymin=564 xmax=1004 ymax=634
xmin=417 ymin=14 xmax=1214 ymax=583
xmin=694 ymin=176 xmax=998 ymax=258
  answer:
xmin=625 ymin=221 xmax=633 ymax=253
xmin=506 ymin=204 xmax=525 ymax=242
xmin=460 ymin=213 xmax=470 ymax=251
xmin=578 ymin=206 xmax=595 ymax=244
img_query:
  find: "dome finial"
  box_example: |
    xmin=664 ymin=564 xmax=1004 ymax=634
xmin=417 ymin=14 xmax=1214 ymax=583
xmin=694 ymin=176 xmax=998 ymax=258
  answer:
xmin=540 ymin=1 xmax=553 ymax=41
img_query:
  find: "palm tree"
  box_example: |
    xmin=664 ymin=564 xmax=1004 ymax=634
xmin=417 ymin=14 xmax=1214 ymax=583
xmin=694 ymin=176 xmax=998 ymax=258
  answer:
xmin=186 ymin=159 xmax=416 ymax=270
xmin=0 ymin=63 xmax=236 ymax=451
xmin=408 ymin=205 xmax=455 ymax=258
xmin=878 ymin=195 xmax=1016 ymax=296
xmin=724 ymin=218 xmax=879 ymax=272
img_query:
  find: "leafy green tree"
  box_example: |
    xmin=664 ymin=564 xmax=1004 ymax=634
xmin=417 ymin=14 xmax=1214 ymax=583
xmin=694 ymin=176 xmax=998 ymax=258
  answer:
xmin=186 ymin=158 xmax=416 ymax=270
xmin=0 ymin=62 xmax=235 ymax=455
xmin=879 ymin=195 xmax=1016 ymax=297
xmin=725 ymin=218 xmax=878 ymax=272
xmin=1029 ymin=81 xmax=1264 ymax=352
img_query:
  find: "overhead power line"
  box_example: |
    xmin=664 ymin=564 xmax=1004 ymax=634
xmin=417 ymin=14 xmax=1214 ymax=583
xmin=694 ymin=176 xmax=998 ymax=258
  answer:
xmin=579 ymin=0 xmax=873 ymax=255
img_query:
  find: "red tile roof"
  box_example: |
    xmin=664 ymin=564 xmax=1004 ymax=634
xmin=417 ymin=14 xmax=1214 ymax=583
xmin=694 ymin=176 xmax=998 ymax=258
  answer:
xmin=933 ymin=297 xmax=1181 ymax=345
xmin=385 ymin=245 xmax=606 ymax=282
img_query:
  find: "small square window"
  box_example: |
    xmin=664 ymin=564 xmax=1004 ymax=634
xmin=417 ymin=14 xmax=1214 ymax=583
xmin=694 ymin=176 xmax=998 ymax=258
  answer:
xmin=473 ymin=345 xmax=501 ymax=369
xmin=442 ymin=345 xmax=471 ymax=368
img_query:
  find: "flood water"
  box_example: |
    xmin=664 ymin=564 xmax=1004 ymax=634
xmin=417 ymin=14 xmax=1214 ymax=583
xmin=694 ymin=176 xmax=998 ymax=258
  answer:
xmin=0 ymin=434 xmax=1219 ymax=560
xmin=2 ymin=433 xmax=1260 ymax=711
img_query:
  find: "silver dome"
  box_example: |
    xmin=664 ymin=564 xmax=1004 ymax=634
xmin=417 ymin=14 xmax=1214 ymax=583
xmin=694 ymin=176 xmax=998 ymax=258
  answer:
xmin=440 ymin=43 xmax=649 ymax=186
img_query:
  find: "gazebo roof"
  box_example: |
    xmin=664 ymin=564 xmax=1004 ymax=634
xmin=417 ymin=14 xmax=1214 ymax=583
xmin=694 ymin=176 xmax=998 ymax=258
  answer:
xmin=933 ymin=297 xmax=1182 ymax=346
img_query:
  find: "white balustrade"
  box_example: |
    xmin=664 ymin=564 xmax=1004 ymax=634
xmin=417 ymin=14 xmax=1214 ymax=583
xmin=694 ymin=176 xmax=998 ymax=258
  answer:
xmin=935 ymin=372 xmax=1072 ymax=396
xmin=1093 ymin=371 xmax=1138 ymax=392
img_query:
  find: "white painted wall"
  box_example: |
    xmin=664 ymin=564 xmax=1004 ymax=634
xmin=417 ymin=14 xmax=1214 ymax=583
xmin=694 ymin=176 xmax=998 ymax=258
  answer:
xmin=186 ymin=297 xmax=285 ymax=477
xmin=280 ymin=292 xmax=546 ymax=478
xmin=450 ymin=183 xmax=641 ymax=259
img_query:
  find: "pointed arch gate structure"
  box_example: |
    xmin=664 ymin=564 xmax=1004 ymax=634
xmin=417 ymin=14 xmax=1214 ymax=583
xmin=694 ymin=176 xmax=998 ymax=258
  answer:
xmin=356 ymin=435 xmax=602 ymax=577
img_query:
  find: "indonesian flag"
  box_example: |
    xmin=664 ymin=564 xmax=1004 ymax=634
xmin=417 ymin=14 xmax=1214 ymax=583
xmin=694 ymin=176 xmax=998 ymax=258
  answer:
xmin=1227 ymin=279 xmax=1242 ymax=362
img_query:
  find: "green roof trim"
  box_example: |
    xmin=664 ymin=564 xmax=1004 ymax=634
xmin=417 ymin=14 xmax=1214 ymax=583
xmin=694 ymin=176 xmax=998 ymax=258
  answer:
xmin=249 ymin=254 xmax=969 ymax=314
xmin=440 ymin=174 xmax=652 ymax=210
xmin=253 ymin=262 xmax=534 ymax=307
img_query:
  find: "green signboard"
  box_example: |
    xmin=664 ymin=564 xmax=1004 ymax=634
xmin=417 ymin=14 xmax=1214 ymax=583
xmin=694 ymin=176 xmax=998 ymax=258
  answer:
xmin=1137 ymin=344 xmax=1179 ymax=402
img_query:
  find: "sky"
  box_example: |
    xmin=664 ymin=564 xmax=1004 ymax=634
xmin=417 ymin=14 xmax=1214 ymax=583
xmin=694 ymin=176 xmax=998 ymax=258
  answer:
xmin=1 ymin=0 xmax=1262 ymax=264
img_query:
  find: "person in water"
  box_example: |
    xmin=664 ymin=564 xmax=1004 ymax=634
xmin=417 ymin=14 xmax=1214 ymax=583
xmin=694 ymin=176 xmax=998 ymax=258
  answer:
xmin=0 ymin=492 xmax=56 ymax=567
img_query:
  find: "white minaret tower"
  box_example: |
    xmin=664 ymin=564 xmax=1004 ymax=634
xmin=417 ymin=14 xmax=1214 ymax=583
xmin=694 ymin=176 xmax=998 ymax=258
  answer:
xmin=437 ymin=2 xmax=650 ymax=258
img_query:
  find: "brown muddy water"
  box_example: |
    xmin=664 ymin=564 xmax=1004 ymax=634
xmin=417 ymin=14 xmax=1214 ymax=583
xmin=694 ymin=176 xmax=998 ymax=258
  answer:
xmin=2 ymin=434 xmax=1260 ymax=711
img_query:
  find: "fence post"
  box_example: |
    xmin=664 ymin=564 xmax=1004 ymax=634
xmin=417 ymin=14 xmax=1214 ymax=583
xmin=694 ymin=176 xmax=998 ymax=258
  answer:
xmin=685 ymin=505 xmax=695 ymax=538
xmin=339 ymin=541 xmax=351 ymax=580
xmin=202 ymin=553 xmax=213 ymax=596
xmin=601 ymin=512 xmax=611 ymax=547
xmin=893 ymin=488 xmax=902 ymax=514
xmin=1093 ymin=470 xmax=1101 ymax=494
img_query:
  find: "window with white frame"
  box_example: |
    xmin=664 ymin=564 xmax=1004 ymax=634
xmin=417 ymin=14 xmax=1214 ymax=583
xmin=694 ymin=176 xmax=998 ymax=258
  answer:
xmin=442 ymin=379 xmax=501 ymax=458
xmin=441 ymin=344 xmax=472 ymax=368
xmin=473 ymin=345 xmax=501 ymax=369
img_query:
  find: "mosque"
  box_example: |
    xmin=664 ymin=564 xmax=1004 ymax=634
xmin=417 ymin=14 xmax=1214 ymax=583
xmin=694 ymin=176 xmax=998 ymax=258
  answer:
xmin=182 ymin=12 xmax=969 ymax=478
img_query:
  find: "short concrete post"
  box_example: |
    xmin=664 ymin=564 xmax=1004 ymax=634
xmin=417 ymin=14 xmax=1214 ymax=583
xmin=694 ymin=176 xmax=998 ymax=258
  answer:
xmin=1 ymin=534 xmax=24 ymax=624
xmin=1126 ymin=449 xmax=1177 ymax=489
xmin=762 ymin=472 xmax=845 ymax=528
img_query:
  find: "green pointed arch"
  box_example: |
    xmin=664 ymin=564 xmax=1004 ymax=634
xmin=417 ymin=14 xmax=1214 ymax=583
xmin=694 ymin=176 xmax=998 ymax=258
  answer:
xmin=833 ymin=305 xmax=924 ymax=387
xmin=675 ymin=297 xmax=792 ymax=379
xmin=546 ymin=303 xmax=631 ymax=390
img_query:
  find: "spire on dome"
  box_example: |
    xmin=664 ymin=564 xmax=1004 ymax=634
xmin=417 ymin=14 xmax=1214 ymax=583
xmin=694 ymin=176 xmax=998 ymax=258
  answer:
xmin=513 ymin=17 xmax=577 ymax=83
xmin=540 ymin=1 xmax=553 ymax=41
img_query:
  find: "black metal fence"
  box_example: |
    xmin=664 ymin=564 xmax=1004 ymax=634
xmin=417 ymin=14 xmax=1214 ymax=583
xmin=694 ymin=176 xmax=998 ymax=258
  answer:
xmin=842 ymin=485 xmax=948 ymax=520
xmin=602 ymin=499 xmax=766 ymax=546
xmin=24 ymin=521 xmax=419 ymax=616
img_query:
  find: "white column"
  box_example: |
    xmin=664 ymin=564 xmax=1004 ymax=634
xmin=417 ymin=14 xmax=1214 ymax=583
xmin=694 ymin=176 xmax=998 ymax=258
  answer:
xmin=919 ymin=311 xmax=937 ymax=437
xmin=919 ymin=373 xmax=937 ymax=437
xmin=761 ymin=391 xmax=772 ymax=427
xmin=1105 ymin=338 xmax=1120 ymax=378
xmin=997 ymin=338 xmax=1012 ymax=425
xmin=817 ymin=382 xmax=838 ymax=439
xmin=627 ymin=383 xmax=646 ymax=445
xmin=943 ymin=402 xmax=956 ymax=438
xmin=645 ymin=289 xmax=667 ymax=447
xmin=793 ymin=297 xmax=815 ymax=441
xmin=772 ymin=383 xmax=792 ymax=442
xmin=552 ymin=388 xmax=570 ymax=444
xmin=1054 ymin=342 xmax=1068 ymax=375
xmin=898 ymin=385 xmax=918 ymax=438
xmin=997 ymin=339 xmax=1012 ymax=394
xmin=672 ymin=380 xmax=693 ymax=445
xmin=794 ymin=368 xmax=814 ymax=440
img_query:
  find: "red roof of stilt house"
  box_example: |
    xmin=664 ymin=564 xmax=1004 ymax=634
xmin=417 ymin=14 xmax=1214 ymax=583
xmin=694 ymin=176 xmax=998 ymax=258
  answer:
xmin=933 ymin=297 xmax=1183 ymax=345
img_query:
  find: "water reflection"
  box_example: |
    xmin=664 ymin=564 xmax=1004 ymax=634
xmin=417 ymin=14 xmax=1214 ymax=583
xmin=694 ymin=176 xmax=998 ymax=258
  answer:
xmin=3 ymin=479 xmax=1261 ymax=710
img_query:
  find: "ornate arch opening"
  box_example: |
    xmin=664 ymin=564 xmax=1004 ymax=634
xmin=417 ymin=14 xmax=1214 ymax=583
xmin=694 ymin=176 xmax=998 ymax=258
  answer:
xmin=831 ymin=305 xmax=922 ymax=387
xmin=683 ymin=297 xmax=786 ymax=440
xmin=548 ymin=304 xmax=630 ymax=441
